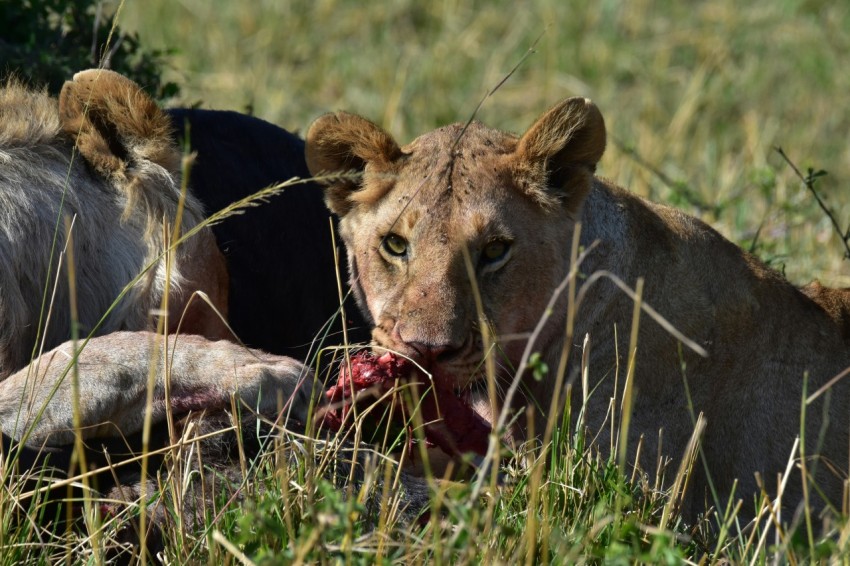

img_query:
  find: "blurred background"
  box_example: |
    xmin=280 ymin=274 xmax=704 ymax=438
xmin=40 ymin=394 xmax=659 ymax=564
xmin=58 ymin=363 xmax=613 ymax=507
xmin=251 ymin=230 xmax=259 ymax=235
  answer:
xmin=5 ymin=0 xmax=849 ymax=284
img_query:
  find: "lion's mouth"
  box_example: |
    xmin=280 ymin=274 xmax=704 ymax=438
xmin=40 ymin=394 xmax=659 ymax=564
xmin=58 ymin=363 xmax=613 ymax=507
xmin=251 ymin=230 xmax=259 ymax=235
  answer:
xmin=321 ymin=350 xmax=493 ymax=457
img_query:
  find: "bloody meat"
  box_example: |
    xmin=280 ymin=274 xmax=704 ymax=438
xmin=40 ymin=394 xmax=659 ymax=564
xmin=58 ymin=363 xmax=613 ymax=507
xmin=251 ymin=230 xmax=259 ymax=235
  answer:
xmin=322 ymin=351 xmax=492 ymax=456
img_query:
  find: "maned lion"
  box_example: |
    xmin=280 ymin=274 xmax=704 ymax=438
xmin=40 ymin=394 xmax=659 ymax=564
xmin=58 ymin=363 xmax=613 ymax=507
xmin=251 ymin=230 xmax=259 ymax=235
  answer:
xmin=0 ymin=70 xmax=240 ymax=552
xmin=305 ymin=97 xmax=850 ymax=519
xmin=0 ymin=69 xmax=229 ymax=380
xmin=0 ymin=75 xmax=422 ymax=553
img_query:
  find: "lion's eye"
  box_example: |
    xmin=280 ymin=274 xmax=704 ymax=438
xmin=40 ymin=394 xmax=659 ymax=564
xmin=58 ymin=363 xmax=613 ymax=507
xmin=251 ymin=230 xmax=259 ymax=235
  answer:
xmin=480 ymin=240 xmax=510 ymax=265
xmin=382 ymin=233 xmax=408 ymax=257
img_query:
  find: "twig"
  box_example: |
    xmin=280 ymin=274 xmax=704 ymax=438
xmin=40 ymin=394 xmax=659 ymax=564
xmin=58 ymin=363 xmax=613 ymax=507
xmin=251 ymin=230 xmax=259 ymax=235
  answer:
xmin=775 ymin=146 xmax=850 ymax=260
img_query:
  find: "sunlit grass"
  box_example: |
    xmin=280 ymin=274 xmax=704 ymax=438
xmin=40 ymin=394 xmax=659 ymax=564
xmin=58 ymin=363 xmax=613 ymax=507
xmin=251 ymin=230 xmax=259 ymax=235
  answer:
xmin=122 ymin=0 xmax=850 ymax=285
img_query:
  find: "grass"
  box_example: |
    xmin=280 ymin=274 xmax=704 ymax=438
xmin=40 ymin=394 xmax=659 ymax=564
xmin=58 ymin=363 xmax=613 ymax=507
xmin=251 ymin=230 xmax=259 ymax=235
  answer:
xmin=2 ymin=0 xmax=850 ymax=563
xmin=120 ymin=0 xmax=850 ymax=285
xmin=6 ymin=329 xmax=846 ymax=563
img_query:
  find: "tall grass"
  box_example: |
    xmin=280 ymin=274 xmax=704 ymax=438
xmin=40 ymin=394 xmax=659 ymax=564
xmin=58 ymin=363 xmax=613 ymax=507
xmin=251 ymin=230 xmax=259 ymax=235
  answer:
xmin=8 ymin=325 xmax=844 ymax=562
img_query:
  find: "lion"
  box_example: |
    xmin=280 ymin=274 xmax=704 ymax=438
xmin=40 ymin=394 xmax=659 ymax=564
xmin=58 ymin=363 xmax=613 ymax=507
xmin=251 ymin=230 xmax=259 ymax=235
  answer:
xmin=305 ymin=97 xmax=850 ymax=520
xmin=0 ymin=69 xmax=229 ymax=380
xmin=0 ymin=331 xmax=315 ymax=448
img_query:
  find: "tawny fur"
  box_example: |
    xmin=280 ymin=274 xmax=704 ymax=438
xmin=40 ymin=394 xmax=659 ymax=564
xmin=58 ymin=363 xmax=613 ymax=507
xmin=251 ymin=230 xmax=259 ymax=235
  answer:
xmin=801 ymin=281 xmax=850 ymax=346
xmin=1 ymin=75 xmax=432 ymax=548
xmin=0 ymin=70 xmax=228 ymax=380
xmin=306 ymin=97 xmax=850 ymax=520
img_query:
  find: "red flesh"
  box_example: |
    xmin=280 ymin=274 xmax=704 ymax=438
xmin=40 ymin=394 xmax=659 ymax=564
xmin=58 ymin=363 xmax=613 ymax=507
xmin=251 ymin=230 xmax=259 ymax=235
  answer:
xmin=322 ymin=351 xmax=491 ymax=456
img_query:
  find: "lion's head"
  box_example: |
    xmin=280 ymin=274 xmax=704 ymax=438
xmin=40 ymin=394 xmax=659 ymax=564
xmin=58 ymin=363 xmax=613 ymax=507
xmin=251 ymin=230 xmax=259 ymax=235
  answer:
xmin=306 ymin=98 xmax=605 ymax=416
xmin=0 ymin=70 xmax=228 ymax=378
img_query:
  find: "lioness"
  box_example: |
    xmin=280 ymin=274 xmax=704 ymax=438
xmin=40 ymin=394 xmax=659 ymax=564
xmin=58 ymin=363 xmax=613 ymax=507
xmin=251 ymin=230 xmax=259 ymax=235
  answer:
xmin=305 ymin=98 xmax=850 ymax=519
xmin=0 ymin=69 xmax=228 ymax=380
xmin=0 ymin=71 xmax=245 ymax=552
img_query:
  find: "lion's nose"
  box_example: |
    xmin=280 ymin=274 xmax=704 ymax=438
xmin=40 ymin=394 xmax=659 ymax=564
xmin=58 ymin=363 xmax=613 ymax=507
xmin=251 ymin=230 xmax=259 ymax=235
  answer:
xmin=406 ymin=341 xmax=463 ymax=364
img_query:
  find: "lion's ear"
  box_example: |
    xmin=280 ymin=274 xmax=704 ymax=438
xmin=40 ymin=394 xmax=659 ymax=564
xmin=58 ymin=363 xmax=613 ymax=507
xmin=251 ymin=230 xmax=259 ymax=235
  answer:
xmin=59 ymin=69 xmax=178 ymax=179
xmin=515 ymin=97 xmax=606 ymax=214
xmin=305 ymin=111 xmax=401 ymax=216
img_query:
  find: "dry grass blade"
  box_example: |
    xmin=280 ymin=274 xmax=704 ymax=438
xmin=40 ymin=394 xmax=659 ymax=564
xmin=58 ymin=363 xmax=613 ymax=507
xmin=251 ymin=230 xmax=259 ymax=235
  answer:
xmin=746 ymin=436 xmax=800 ymax=564
xmin=805 ymin=364 xmax=850 ymax=404
xmin=450 ymin=30 xmax=545 ymax=152
xmin=212 ymin=530 xmax=256 ymax=565
xmin=660 ymin=412 xmax=705 ymax=529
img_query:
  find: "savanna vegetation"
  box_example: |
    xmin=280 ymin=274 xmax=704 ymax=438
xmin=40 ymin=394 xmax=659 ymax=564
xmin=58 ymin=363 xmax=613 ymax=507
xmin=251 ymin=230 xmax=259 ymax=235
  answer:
xmin=2 ymin=0 xmax=849 ymax=563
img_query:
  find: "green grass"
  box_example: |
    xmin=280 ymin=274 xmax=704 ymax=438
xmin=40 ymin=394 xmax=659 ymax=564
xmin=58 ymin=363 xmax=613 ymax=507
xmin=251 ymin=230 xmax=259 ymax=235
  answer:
xmin=2 ymin=0 xmax=849 ymax=563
